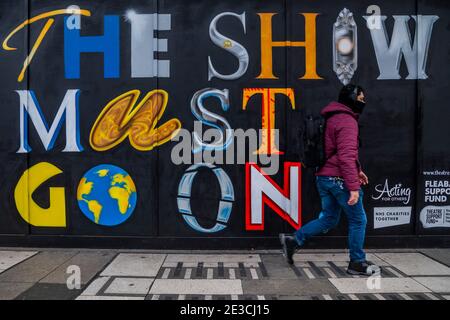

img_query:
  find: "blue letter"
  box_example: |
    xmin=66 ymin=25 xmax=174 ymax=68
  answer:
xmin=16 ymin=90 xmax=83 ymax=153
xmin=64 ymin=16 xmax=120 ymax=79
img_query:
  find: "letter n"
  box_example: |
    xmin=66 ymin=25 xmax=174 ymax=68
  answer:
xmin=16 ymin=90 xmax=82 ymax=153
xmin=245 ymin=162 xmax=302 ymax=230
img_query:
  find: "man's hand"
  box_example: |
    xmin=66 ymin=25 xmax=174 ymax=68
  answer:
xmin=348 ymin=190 xmax=360 ymax=206
xmin=358 ymin=171 xmax=369 ymax=185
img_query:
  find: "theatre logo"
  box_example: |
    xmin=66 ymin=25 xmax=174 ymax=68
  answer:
xmin=420 ymin=170 xmax=450 ymax=228
xmin=372 ymin=179 xmax=412 ymax=205
xmin=420 ymin=206 xmax=450 ymax=229
xmin=372 ymin=179 xmax=412 ymax=229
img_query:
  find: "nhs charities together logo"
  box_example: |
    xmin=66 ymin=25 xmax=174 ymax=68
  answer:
xmin=371 ymin=179 xmax=412 ymax=229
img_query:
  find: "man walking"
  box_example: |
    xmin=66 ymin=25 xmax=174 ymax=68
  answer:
xmin=280 ymin=84 xmax=380 ymax=276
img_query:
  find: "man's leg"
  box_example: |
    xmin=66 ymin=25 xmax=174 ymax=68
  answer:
xmin=328 ymin=181 xmax=379 ymax=275
xmin=295 ymin=189 xmax=341 ymax=246
xmin=329 ymin=182 xmax=367 ymax=263
xmin=281 ymin=177 xmax=341 ymax=264
xmin=318 ymin=207 xmax=342 ymax=234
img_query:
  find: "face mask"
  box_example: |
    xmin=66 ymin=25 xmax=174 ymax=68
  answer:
xmin=352 ymin=100 xmax=366 ymax=114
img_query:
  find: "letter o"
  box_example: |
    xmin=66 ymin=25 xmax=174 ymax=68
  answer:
xmin=177 ymin=164 xmax=234 ymax=233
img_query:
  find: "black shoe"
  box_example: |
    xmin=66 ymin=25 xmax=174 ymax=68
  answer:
xmin=279 ymin=233 xmax=298 ymax=265
xmin=347 ymin=261 xmax=381 ymax=276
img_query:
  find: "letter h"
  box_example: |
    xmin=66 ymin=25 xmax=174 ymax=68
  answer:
xmin=64 ymin=16 xmax=120 ymax=79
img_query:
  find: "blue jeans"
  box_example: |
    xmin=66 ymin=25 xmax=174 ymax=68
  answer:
xmin=295 ymin=176 xmax=367 ymax=263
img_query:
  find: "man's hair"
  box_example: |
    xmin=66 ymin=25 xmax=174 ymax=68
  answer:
xmin=338 ymin=84 xmax=364 ymax=107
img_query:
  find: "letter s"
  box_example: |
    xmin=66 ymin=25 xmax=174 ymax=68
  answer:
xmin=191 ymin=88 xmax=233 ymax=153
xmin=208 ymin=12 xmax=249 ymax=81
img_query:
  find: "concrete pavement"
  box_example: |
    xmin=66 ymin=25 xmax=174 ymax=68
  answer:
xmin=0 ymin=248 xmax=449 ymax=300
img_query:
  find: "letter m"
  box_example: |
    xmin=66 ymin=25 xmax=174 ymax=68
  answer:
xmin=245 ymin=162 xmax=302 ymax=230
xmin=16 ymin=90 xmax=82 ymax=153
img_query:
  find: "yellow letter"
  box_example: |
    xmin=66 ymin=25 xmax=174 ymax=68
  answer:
xmin=257 ymin=13 xmax=322 ymax=80
xmin=14 ymin=162 xmax=66 ymax=227
xmin=243 ymin=88 xmax=296 ymax=155
xmin=90 ymin=90 xmax=182 ymax=152
xmin=3 ymin=8 xmax=91 ymax=82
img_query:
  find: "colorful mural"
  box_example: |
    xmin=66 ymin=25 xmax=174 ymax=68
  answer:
xmin=0 ymin=0 xmax=448 ymax=248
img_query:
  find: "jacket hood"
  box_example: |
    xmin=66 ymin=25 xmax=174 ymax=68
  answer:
xmin=320 ymin=101 xmax=359 ymax=120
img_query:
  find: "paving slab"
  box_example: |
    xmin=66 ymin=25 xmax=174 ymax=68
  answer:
xmin=276 ymin=295 xmax=314 ymax=300
xmin=80 ymin=277 xmax=111 ymax=296
xmin=101 ymin=254 xmax=166 ymax=277
xmin=165 ymin=254 xmax=261 ymax=263
xmin=331 ymin=261 xmax=350 ymax=267
xmin=223 ymin=262 xmax=260 ymax=268
xmin=104 ymin=277 xmax=154 ymax=295
xmin=260 ymin=255 xmax=298 ymax=279
xmin=419 ymin=249 xmax=450 ymax=267
xmin=375 ymin=253 xmax=450 ymax=276
xmin=15 ymin=283 xmax=82 ymax=300
xmin=150 ymin=279 xmax=243 ymax=295
xmin=76 ymin=295 xmax=145 ymax=300
xmin=0 ymin=282 xmax=35 ymax=300
xmin=329 ymin=277 xmax=432 ymax=294
xmin=0 ymin=251 xmax=77 ymax=283
xmin=0 ymin=249 xmax=448 ymax=300
xmin=242 ymin=279 xmax=339 ymax=296
xmin=312 ymin=261 xmax=332 ymax=267
xmin=293 ymin=253 xmax=388 ymax=266
xmin=413 ymin=277 xmax=450 ymax=293
xmin=40 ymin=251 xmax=115 ymax=285
xmin=0 ymin=251 xmax=38 ymax=272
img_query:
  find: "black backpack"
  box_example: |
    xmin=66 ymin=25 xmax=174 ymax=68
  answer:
xmin=301 ymin=112 xmax=341 ymax=170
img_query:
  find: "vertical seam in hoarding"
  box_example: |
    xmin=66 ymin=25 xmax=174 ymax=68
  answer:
xmin=26 ymin=0 xmax=31 ymax=238
xmin=283 ymin=0 xmax=288 ymax=234
xmin=414 ymin=0 xmax=420 ymax=236
xmin=156 ymin=0 xmax=160 ymax=237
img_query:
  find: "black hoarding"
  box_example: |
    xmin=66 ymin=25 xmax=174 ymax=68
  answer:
xmin=0 ymin=0 xmax=448 ymax=248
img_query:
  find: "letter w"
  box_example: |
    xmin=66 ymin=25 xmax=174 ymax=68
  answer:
xmin=364 ymin=15 xmax=438 ymax=79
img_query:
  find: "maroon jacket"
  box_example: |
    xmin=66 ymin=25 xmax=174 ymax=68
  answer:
xmin=316 ymin=101 xmax=362 ymax=191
